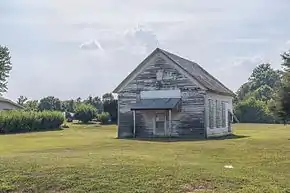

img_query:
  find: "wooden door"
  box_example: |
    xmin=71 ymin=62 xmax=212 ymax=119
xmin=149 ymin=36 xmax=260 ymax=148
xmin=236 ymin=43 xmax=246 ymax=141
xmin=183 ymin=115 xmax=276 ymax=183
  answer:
xmin=155 ymin=112 xmax=166 ymax=136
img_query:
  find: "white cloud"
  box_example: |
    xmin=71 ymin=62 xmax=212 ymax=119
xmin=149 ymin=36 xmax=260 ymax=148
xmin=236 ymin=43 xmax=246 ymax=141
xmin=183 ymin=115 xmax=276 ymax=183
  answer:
xmin=121 ymin=25 xmax=159 ymax=54
xmin=79 ymin=40 xmax=103 ymax=50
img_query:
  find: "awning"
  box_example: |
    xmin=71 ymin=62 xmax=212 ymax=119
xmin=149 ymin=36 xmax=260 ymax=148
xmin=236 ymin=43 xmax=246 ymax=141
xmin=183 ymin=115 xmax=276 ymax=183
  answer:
xmin=131 ymin=98 xmax=180 ymax=110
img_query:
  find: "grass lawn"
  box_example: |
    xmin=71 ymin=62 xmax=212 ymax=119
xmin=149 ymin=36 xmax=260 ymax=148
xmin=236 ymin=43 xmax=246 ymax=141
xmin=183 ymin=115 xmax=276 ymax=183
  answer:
xmin=0 ymin=124 xmax=290 ymax=193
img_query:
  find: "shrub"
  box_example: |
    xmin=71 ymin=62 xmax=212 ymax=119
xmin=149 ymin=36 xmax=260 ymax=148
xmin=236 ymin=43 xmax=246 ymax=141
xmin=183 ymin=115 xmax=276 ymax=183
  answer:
xmin=74 ymin=104 xmax=96 ymax=123
xmin=97 ymin=112 xmax=110 ymax=124
xmin=0 ymin=110 xmax=64 ymax=134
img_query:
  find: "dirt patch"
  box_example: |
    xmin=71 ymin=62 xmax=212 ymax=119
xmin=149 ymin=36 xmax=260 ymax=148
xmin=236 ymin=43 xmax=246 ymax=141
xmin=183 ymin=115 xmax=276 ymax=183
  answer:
xmin=181 ymin=182 xmax=215 ymax=193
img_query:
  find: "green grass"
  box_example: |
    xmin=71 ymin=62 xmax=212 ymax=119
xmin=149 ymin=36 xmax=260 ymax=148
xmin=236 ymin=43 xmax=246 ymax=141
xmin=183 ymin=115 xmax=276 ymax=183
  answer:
xmin=0 ymin=124 xmax=290 ymax=193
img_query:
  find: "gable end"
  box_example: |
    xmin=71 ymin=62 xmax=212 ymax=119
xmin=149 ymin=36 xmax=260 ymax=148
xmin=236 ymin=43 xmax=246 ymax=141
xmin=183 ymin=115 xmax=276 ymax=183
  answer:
xmin=113 ymin=48 xmax=206 ymax=93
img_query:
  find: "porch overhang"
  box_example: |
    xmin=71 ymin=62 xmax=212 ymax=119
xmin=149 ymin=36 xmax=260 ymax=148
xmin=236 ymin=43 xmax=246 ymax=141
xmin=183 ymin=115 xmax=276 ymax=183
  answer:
xmin=130 ymin=98 xmax=181 ymax=110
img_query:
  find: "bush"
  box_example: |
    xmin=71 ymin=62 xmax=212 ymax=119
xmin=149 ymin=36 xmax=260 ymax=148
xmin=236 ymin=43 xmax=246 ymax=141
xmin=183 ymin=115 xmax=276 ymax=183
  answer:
xmin=0 ymin=110 xmax=64 ymax=134
xmin=97 ymin=112 xmax=110 ymax=124
xmin=74 ymin=104 xmax=96 ymax=123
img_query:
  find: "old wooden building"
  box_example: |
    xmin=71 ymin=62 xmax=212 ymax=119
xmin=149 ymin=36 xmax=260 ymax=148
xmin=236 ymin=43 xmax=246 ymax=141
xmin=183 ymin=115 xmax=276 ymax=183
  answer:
xmin=113 ymin=48 xmax=235 ymax=138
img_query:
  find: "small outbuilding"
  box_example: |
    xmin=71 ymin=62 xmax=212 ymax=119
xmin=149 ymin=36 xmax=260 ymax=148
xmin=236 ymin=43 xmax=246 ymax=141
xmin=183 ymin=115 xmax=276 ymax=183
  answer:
xmin=113 ymin=48 xmax=235 ymax=139
xmin=0 ymin=97 xmax=24 ymax=110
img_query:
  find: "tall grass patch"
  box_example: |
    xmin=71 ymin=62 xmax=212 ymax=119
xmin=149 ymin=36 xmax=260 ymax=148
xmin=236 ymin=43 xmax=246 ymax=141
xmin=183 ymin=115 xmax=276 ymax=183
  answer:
xmin=0 ymin=110 xmax=64 ymax=133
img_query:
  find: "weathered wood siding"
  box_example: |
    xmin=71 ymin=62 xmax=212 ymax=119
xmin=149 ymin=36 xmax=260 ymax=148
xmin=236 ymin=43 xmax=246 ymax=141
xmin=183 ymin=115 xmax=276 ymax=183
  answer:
xmin=117 ymin=52 xmax=206 ymax=138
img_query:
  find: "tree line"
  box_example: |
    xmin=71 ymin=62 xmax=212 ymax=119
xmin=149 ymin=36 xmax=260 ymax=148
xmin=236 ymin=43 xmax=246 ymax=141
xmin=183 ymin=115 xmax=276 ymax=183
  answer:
xmin=234 ymin=51 xmax=290 ymax=123
xmin=16 ymin=94 xmax=118 ymax=123
xmin=2 ymin=44 xmax=290 ymax=124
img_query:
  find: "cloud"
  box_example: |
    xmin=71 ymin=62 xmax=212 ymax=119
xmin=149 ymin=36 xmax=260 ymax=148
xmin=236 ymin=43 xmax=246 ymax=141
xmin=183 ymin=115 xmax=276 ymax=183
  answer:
xmin=121 ymin=25 xmax=159 ymax=54
xmin=220 ymin=38 xmax=268 ymax=44
xmin=215 ymin=55 xmax=268 ymax=91
xmin=79 ymin=40 xmax=103 ymax=50
xmin=2 ymin=0 xmax=290 ymax=100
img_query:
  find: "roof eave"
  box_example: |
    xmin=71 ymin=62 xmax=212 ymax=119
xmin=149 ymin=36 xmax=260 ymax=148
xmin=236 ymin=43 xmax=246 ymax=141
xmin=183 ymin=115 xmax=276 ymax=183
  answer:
xmin=0 ymin=99 xmax=24 ymax=109
xmin=208 ymin=89 xmax=236 ymax=97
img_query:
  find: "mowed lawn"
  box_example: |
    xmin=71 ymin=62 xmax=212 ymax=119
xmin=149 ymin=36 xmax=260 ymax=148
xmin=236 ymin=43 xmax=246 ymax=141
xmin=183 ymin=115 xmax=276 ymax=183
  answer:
xmin=0 ymin=124 xmax=290 ymax=193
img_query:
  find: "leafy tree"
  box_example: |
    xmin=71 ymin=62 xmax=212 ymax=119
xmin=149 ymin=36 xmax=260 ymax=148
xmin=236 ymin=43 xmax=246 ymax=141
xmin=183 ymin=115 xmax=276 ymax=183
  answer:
xmin=17 ymin=96 xmax=28 ymax=105
xmin=38 ymin=96 xmax=62 ymax=111
xmin=0 ymin=45 xmax=12 ymax=94
xmin=76 ymin=97 xmax=82 ymax=104
xmin=236 ymin=63 xmax=281 ymax=102
xmin=74 ymin=104 xmax=96 ymax=123
xmin=246 ymin=85 xmax=274 ymax=102
xmin=84 ymin=96 xmax=102 ymax=112
xmin=24 ymin=100 xmax=39 ymax=111
xmin=103 ymin=99 xmax=118 ymax=123
xmin=235 ymin=97 xmax=274 ymax=123
xmin=235 ymin=63 xmax=282 ymax=123
xmin=248 ymin=63 xmax=282 ymax=91
xmin=62 ymin=99 xmax=75 ymax=112
xmin=236 ymin=82 xmax=251 ymax=101
xmin=277 ymin=50 xmax=290 ymax=122
xmin=102 ymin=93 xmax=114 ymax=101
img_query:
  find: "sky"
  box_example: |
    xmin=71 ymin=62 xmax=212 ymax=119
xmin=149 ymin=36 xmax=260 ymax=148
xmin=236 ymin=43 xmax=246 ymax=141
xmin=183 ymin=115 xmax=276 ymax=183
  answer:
xmin=1 ymin=0 xmax=290 ymax=100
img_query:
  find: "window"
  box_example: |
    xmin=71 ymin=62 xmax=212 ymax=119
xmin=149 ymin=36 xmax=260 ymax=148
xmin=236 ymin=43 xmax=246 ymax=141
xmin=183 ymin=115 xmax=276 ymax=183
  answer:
xmin=215 ymin=100 xmax=219 ymax=128
xmin=221 ymin=102 xmax=226 ymax=127
xmin=208 ymin=99 xmax=214 ymax=129
xmin=155 ymin=113 xmax=165 ymax=130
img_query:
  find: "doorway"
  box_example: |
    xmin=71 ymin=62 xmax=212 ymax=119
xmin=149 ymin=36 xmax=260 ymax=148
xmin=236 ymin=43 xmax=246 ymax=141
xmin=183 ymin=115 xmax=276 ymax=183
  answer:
xmin=155 ymin=112 xmax=167 ymax=136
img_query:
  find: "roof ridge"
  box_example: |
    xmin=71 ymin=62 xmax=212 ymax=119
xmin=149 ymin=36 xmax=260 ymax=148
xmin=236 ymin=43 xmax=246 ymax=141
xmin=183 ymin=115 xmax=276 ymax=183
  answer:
xmin=159 ymin=48 xmax=234 ymax=96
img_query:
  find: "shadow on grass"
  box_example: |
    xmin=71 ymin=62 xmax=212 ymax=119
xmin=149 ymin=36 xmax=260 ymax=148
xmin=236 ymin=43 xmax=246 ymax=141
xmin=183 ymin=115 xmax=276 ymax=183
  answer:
xmin=73 ymin=121 xmax=98 ymax=125
xmin=122 ymin=134 xmax=249 ymax=143
xmin=0 ymin=128 xmax=64 ymax=135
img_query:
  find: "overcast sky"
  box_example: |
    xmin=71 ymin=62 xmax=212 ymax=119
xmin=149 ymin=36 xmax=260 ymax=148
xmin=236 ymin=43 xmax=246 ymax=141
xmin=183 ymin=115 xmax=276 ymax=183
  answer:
xmin=1 ymin=0 xmax=290 ymax=100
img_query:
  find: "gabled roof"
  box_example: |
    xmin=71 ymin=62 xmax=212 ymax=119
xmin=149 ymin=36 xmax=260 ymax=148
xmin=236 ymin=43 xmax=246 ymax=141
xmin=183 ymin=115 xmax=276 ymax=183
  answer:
xmin=113 ymin=48 xmax=235 ymax=96
xmin=0 ymin=97 xmax=24 ymax=109
xmin=159 ymin=49 xmax=235 ymax=96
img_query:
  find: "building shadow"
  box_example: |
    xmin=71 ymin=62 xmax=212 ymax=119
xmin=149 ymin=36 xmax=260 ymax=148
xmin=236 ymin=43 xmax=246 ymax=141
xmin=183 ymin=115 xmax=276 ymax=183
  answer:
xmin=122 ymin=134 xmax=249 ymax=143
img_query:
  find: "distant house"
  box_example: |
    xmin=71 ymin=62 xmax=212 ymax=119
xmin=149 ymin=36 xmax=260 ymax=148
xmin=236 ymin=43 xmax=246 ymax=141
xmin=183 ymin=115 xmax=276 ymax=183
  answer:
xmin=113 ymin=48 xmax=235 ymax=139
xmin=0 ymin=97 xmax=24 ymax=110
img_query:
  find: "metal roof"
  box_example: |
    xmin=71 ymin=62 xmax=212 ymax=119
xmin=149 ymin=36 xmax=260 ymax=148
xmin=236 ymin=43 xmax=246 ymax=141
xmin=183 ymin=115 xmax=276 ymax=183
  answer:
xmin=131 ymin=98 xmax=180 ymax=110
xmin=159 ymin=49 xmax=235 ymax=96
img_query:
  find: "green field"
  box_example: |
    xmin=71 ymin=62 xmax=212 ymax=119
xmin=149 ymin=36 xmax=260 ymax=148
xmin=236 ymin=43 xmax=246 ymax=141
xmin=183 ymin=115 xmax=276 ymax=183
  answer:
xmin=0 ymin=124 xmax=290 ymax=193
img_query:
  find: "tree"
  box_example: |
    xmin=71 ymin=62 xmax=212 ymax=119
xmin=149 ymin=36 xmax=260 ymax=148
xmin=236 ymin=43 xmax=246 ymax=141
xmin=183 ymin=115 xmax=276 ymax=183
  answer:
xmin=24 ymin=100 xmax=39 ymax=111
xmin=235 ymin=63 xmax=282 ymax=123
xmin=74 ymin=103 xmax=96 ymax=123
xmin=277 ymin=50 xmax=290 ymax=122
xmin=102 ymin=93 xmax=117 ymax=123
xmin=248 ymin=63 xmax=282 ymax=91
xmin=102 ymin=93 xmax=114 ymax=101
xmin=84 ymin=96 xmax=102 ymax=112
xmin=103 ymin=99 xmax=118 ymax=123
xmin=235 ymin=97 xmax=275 ymax=123
xmin=0 ymin=46 xmax=12 ymax=94
xmin=62 ymin=99 xmax=75 ymax=112
xmin=236 ymin=63 xmax=282 ymax=102
xmin=17 ymin=96 xmax=28 ymax=105
xmin=38 ymin=96 xmax=62 ymax=111
xmin=236 ymin=82 xmax=251 ymax=101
